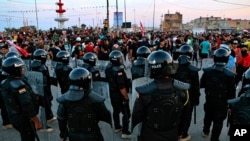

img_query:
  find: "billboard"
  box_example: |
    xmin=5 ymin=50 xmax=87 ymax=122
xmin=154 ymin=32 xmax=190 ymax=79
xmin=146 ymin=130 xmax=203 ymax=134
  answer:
xmin=113 ymin=12 xmax=123 ymax=27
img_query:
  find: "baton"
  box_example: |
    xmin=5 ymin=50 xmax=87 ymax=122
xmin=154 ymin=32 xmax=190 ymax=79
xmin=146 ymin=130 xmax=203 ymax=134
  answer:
xmin=30 ymin=120 xmax=40 ymax=141
xmin=194 ymin=106 xmax=196 ymax=124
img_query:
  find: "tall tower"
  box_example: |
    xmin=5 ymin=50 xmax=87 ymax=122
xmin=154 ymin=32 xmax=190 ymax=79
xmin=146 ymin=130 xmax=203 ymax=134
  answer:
xmin=54 ymin=0 xmax=69 ymax=29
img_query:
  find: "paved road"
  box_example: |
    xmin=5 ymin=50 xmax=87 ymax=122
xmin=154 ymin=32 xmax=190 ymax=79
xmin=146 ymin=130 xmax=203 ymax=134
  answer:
xmin=0 ymin=58 xmax=234 ymax=141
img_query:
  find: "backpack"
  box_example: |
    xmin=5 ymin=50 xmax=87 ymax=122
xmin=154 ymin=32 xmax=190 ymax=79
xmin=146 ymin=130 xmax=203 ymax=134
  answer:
xmin=65 ymin=99 xmax=98 ymax=132
xmin=145 ymin=88 xmax=183 ymax=131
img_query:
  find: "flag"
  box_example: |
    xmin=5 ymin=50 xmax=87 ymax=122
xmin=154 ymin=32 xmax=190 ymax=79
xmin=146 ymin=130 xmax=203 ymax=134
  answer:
xmin=140 ymin=21 xmax=145 ymax=36
xmin=6 ymin=40 xmax=29 ymax=57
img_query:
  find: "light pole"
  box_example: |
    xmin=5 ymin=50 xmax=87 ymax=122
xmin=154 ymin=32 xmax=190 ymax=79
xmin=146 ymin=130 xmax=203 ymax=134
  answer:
xmin=35 ymin=0 xmax=38 ymax=29
xmin=153 ymin=0 xmax=155 ymax=32
xmin=124 ymin=0 xmax=127 ymax=29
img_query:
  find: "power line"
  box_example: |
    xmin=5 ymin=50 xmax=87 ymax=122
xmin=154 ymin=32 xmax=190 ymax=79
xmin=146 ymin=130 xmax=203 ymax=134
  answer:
xmin=213 ymin=0 xmax=250 ymax=7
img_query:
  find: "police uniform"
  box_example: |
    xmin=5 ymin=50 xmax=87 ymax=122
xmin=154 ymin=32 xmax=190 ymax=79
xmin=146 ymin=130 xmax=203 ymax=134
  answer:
xmin=0 ymin=57 xmax=41 ymax=141
xmin=31 ymin=49 xmax=54 ymax=121
xmin=132 ymin=50 xmax=188 ymax=141
xmin=174 ymin=45 xmax=200 ymax=140
xmin=228 ymin=85 xmax=250 ymax=141
xmin=82 ymin=52 xmax=102 ymax=81
xmin=57 ymin=68 xmax=111 ymax=141
xmin=55 ymin=51 xmax=72 ymax=94
xmin=131 ymin=46 xmax=151 ymax=80
xmin=200 ymin=48 xmax=236 ymax=141
xmin=105 ymin=50 xmax=131 ymax=138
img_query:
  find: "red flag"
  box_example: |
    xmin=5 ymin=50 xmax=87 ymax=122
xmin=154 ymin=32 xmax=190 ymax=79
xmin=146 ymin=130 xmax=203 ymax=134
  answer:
xmin=140 ymin=21 xmax=145 ymax=36
xmin=6 ymin=40 xmax=29 ymax=57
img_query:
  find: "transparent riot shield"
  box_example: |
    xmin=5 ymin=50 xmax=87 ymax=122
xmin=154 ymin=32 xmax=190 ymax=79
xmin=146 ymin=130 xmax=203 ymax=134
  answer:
xmin=92 ymin=81 xmax=111 ymax=111
xmin=97 ymin=60 xmax=110 ymax=78
xmin=25 ymin=71 xmax=47 ymax=131
xmin=92 ymin=81 xmax=113 ymax=141
xmin=131 ymin=77 xmax=153 ymax=141
xmin=25 ymin=71 xmax=44 ymax=96
xmin=131 ymin=77 xmax=153 ymax=110
xmin=23 ymin=59 xmax=31 ymax=71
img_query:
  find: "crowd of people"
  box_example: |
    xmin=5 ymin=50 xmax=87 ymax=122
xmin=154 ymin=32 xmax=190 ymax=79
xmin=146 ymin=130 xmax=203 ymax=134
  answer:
xmin=0 ymin=28 xmax=249 ymax=141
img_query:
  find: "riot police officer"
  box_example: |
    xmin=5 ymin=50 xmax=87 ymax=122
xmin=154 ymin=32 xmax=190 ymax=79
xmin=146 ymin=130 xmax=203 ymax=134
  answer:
xmin=82 ymin=52 xmax=102 ymax=81
xmin=105 ymin=50 xmax=131 ymax=139
xmin=228 ymin=68 xmax=250 ymax=141
xmin=55 ymin=50 xmax=72 ymax=94
xmin=131 ymin=46 xmax=151 ymax=80
xmin=30 ymin=49 xmax=56 ymax=128
xmin=174 ymin=45 xmax=200 ymax=141
xmin=200 ymin=48 xmax=236 ymax=141
xmin=0 ymin=57 xmax=42 ymax=141
xmin=132 ymin=50 xmax=189 ymax=141
xmin=57 ymin=68 xmax=112 ymax=141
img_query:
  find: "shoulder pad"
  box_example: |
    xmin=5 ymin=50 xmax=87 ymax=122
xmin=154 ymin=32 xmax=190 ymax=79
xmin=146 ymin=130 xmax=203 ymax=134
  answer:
xmin=55 ymin=63 xmax=63 ymax=70
xmin=10 ymin=79 xmax=25 ymax=89
xmin=88 ymin=90 xmax=105 ymax=103
xmin=133 ymin=59 xmax=146 ymax=66
xmin=90 ymin=66 xmax=99 ymax=73
xmin=223 ymin=68 xmax=236 ymax=77
xmin=135 ymin=81 xmax=157 ymax=95
xmin=173 ymin=79 xmax=190 ymax=90
xmin=63 ymin=65 xmax=72 ymax=72
xmin=112 ymin=66 xmax=123 ymax=72
xmin=227 ymin=97 xmax=240 ymax=106
xmin=1 ymin=79 xmax=7 ymax=84
xmin=31 ymin=60 xmax=42 ymax=68
xmin=202 ymin=66 xmax=213 ymax=72
xmin=57 ymin=89 xmax=85 ymax=103
xmin=188 ymin=64 xmax=201 ymax=72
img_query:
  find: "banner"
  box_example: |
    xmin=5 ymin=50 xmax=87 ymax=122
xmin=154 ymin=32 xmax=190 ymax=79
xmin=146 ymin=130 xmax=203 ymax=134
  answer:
xmin=140 ymin=21 xmax=144 ymax=36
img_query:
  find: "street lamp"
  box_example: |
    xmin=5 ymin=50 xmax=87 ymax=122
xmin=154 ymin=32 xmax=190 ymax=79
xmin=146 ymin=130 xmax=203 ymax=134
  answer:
xmin=35 ymin=0 xmax=38 ymax=29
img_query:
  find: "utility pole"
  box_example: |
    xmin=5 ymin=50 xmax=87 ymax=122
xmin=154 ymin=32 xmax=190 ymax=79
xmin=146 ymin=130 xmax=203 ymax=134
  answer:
xmin=153 ymin=0 xmax=155 ymax=32
xmin=124 ymin=0 xmax=127 ymax=29
xmin=107 ymin=0 xmax=109 ymax=30
xmin=35 ymin=0 xmax=38 ymax=29
xmin=116 ymin=0 xmax=118 ymax=30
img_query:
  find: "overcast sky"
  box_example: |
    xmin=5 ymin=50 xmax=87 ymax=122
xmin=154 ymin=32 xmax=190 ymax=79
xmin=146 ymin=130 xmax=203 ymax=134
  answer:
xmin=0 ymin=0 xmax=249 ymax=31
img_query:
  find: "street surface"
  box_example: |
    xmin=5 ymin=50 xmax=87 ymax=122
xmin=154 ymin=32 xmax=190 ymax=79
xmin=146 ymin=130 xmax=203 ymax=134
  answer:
xmin=0 ymin=58 xmax=235 ymax=141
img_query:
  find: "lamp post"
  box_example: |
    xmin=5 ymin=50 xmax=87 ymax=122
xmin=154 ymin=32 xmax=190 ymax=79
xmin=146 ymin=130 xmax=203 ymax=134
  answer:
xmin=153 ymin=0 xmax=155 ymax=32
xmin=35 ymin=0 xmax=38 ymax=29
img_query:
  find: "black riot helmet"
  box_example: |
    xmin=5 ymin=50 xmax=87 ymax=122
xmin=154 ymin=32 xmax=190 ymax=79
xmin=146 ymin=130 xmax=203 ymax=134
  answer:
xmin=178 ymin=45 xmax=193 ymax=64
xmin=33 ymin=49 xmax=47 ymax=64
xmin=83 ymin=52 xmax=98 ymax=66
xmin=2 ymin=57 xmax=24 ymax=77
xmin=213 ymin=48 xmax=229 ymax=65
xmin=179 ymin=44 xmax=193 ymax=58
xmin=5 ymin=51 xmax=20 ymax=59
xmin=109 ymin=50 xmax=124 ymax=66
xmin=69 ymin=68 xmax=92 ymax=93
xmin=136 ymin=46 xmax=151 ymax=59
xmin=56 ymin=50 xmax=70 ymax=64
xmin=147 ymin=50 xmax=176 ymax=78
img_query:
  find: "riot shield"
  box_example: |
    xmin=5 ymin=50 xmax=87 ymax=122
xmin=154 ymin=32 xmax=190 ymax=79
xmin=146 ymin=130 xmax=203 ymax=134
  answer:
xmin=131 ymin=77 xmax=153 ymax=110
xmin=25 ymin=71 xmax=44 ymax=96
xmin=92 ymin=81 xmax=113 ymax=141
xmin=23 ymin=59 xmax=31 ymax=71
xmin=97 ymin=60 xmax=110 ymax=78
xmin=131 ymin=77 xmax=152 ymax=140
xmin=92 ymin=81 xmax=111 ymax=112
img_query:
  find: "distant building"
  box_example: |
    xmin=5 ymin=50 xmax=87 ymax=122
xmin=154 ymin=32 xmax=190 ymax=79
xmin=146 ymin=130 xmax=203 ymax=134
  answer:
xmin=183 ymin=16 xmax=250 ymax=34
xmin=162 ymin=11 xmax=183 ymax=32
